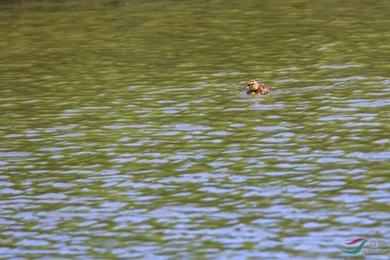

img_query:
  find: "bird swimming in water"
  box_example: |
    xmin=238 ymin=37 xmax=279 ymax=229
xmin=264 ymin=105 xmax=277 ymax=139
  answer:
xmin=246 ymin=80 xmax=271 ymax=95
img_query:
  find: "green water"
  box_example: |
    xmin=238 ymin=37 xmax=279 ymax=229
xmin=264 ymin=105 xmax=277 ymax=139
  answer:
xmin=0 ymin=0 xmax=389 ymax=258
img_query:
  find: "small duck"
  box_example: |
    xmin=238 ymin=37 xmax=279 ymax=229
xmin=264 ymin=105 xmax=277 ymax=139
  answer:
xmin=246 ymin=80 xmax=271 ymax=95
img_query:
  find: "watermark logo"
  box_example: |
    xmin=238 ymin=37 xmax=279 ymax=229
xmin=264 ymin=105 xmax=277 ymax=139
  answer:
xmin=338 ymin=237 xmax=368 ymax=255
xmin=338 ymin=237 xmax=390 ymax=255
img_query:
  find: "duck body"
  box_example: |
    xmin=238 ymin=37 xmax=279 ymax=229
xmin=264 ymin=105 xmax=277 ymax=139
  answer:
xmin=246 ymin=80 xmax=271 ymax=95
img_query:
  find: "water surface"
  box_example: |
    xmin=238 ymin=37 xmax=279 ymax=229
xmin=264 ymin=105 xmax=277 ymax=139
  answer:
xmin=0 ymin=0 xmax=389 ymax=258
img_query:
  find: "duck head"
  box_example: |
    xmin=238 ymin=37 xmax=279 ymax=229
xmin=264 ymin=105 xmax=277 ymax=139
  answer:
xmin=247 ymin=80 xmax=261 ymax=92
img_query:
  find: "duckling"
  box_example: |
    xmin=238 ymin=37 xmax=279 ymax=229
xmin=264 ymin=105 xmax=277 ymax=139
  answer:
xmin=246 ymin=80 xmax=271 ymax=95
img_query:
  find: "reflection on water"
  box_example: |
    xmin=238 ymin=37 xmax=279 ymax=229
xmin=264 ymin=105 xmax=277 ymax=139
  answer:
xmin=0 ymin=0 xmax=389 ymax=258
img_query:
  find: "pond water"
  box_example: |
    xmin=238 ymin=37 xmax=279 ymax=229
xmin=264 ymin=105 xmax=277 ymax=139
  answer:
xmin=0 ymin=0 xmax=389 ymax=258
